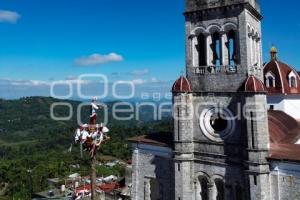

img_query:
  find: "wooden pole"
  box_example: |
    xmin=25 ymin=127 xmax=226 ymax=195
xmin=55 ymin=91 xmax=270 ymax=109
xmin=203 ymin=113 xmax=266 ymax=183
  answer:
xmin=91 ymin=156 xmax=97 ymax=200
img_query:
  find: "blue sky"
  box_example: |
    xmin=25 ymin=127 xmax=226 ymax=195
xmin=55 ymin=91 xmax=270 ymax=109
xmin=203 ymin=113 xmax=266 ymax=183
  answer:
xmin=0 ymin=0 xmax=300 ymax=99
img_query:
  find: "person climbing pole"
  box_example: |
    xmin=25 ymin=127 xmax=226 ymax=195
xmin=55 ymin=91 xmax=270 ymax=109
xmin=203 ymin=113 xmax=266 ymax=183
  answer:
xmin=89 ymin=97 xmax=101 ymax=125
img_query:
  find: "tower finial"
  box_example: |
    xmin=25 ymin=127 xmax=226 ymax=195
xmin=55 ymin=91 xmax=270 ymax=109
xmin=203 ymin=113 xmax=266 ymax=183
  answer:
xmin=270 ymin=45 xmax=278 ymax=61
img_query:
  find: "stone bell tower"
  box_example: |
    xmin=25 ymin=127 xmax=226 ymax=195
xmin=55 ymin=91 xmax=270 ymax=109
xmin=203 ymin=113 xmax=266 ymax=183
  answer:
xmin=173 ymin=0 xmax=270 ymax=200
xmin=186 ymin=0 xmax=263 ymax=90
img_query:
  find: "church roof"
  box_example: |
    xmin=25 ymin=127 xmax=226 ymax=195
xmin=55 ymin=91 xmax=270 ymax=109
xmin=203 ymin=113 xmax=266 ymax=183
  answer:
xmin=172 ymin=76 xmax=192 ymax=93
xmin=268 ymin=110 xmax=300 ymax=162
xmin=129 ymin=112 xmax=300 ymax=162
xmin=128 ymin=132 xmax=173 ymax=148
xmin=268 ymin=110 xmax=300 ymax=144
xmin=270 ymin=143 xmax=300 ymax=162
xmin=245 ymin=75 xmax=266 ymax=92
xmin=263 ymin=47 xmax=300 ymax=95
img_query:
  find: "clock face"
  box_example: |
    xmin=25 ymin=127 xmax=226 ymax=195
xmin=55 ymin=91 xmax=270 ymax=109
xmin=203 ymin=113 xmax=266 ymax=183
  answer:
xmin=199 ymin=107 xmax=235 ymax=142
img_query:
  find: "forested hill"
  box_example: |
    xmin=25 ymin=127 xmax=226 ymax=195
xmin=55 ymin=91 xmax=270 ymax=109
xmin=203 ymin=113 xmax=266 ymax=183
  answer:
xmin=0 ymin=96 xmax=172 ymax=199
xmin=0 ymin=96 xmax=172 ymax=135
xmin=0 ymin=96 xmax=172 ymax=159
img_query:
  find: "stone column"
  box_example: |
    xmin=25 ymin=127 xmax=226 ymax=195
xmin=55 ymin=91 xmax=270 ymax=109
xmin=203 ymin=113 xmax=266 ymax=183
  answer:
xmin=220 ymin=31 xmax=229 ymax=66
xmin=208 ymin=183 xmax=215 ymax=200
xmin=206 ymin=34 xmax=213 ymax=66
xmin=245 ymin=94 xmax=271 ymax=200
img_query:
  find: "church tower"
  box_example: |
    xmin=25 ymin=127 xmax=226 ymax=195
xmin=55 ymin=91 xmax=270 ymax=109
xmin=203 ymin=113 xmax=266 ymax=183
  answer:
xmin=173 ymin=0 xmax=270 ymax=199
xmin=186 ymin=0 xmax=263 ymax=89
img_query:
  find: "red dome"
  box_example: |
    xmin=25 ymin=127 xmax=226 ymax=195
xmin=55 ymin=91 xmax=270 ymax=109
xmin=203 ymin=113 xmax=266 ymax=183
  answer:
xmin=172 ymin=76 xmax=192 ymax=93
xmin=245 ymin=75 xmax=265 ymax=92
xmin=263 ymin=51 xmax=300 ymax=95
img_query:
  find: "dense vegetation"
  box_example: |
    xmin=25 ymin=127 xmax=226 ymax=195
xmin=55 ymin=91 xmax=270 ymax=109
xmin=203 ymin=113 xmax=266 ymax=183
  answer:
xmin=0 ymin=97 xmax=172 ymax=199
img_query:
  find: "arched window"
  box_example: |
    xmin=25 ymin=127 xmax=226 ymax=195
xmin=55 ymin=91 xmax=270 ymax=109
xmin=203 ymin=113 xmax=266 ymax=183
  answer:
xmin=265 ymin=72 xmax=275 ymax=88
xmin=288 ymin=71 xmax=298 ymax=88
xmin=197 ymin=33 xmax=207 ymax=66
xmin=291 ymin=77 xmax=297 ymax=88
xmin=212 ymin=32 xmax=221 ymax=66
xmin=198 ymin=177 xmax=209 ymax=200
xmin=268 ymin=77 xmax=275 ymax=87
xmin=215 ymin=179 xmax=224 ymax=200
xmin=227 ymin=30 xmax=237 ymax=65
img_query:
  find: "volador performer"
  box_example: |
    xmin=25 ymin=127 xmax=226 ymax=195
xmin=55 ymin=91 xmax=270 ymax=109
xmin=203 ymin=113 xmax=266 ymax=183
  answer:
xmin=89 ymin=97 xmax=100 ymax=125
xmin=74 ymin=97 xmax=110 ymax=158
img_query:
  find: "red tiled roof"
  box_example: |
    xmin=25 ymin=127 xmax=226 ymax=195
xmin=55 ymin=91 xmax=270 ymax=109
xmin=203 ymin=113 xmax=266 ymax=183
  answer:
xmin=99 ymin=182 xmax=119 ymax=193
xmin=129 ymin=112 xmax=300 ymax=161
xmin=128 ymin=132 xmax=173 ymax=147
xmin=263 ymin=60 xmax=300 ymax=94
xmin=126 ymin=160 xmax=132 ymax=165
xmin=76 ymin=182 xmax=119 ymax=194
xmin=172 ymin=76 xmax=192 ymax=93
xmin=268 ymin=110 xmax=300 ymax=144
xmin=268 ymin=110 xmax=300 ymax=162
xmin=270 ymin=143 xmax=300 ymax=162
xmin=76 ymin=184 xmax=91 ymax=192
xmin=245 ymin=75 xmax=266 ymax=92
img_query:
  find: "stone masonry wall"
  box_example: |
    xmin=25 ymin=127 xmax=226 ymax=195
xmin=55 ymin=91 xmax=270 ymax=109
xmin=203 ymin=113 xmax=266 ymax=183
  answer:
xmin=270 ymin=173 xmax=300 ymax=200
xmin=131 ymin=148 xmax=174 ymax=200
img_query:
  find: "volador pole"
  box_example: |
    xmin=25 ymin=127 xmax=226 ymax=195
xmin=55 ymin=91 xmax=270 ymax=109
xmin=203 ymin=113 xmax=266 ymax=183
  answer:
xmin=91 ymin=156 xmax=97 ymax=199
xmin=74 ymin=97 xmax=109 ymax=199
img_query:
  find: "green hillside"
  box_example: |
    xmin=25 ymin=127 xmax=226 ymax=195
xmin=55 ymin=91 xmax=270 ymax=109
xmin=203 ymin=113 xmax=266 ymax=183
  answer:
xmin=0 ymin=97 xmax=172 ymax=199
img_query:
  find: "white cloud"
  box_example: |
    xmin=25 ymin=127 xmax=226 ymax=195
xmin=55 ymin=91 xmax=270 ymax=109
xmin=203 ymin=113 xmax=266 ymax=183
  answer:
xmin=0 ymin=78 xmax=92 ymax=87
xmin=0 ymin=10 xmax=20 ymax=24
xmin=150 ymin=77 xmax=159 ymax=83
xmin=75 ymin=53 xmax=124 ymax=66
xmin=129 ymin=77 xmax=162 ymax=85
xmin=0 ymin=77 xmax=173 ymax=100
xmin=130 ymin=69 xmax=149 ymax=76
xmin=0 ymin=79 xmax=49 ymax=86
xmin=131 ymin=79 xmax=146 ymax=85
xmin=64 ymin=79 xmax=90 ymax=85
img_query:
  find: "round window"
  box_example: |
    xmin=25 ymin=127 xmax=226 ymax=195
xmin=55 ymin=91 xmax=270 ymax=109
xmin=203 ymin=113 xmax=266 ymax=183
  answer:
xmin=199 ymin=107 xmax=235 ymax=142
xmin=210 ymin=113 xmax=228 ymax=132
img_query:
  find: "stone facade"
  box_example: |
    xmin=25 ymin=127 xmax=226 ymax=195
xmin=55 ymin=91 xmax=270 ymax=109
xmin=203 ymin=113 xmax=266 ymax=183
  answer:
xmin=130 ymin=0 xmax=300 ymax=200
xmin=186 ymin=0 xmax=263 ymax=92
xmin=131 ymin=144 xmax=174 ymax=200
xmin=270 ymin=162 xmax=300 ymax=200
xmin=175 ymin=0 xmax=270 ymax=199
